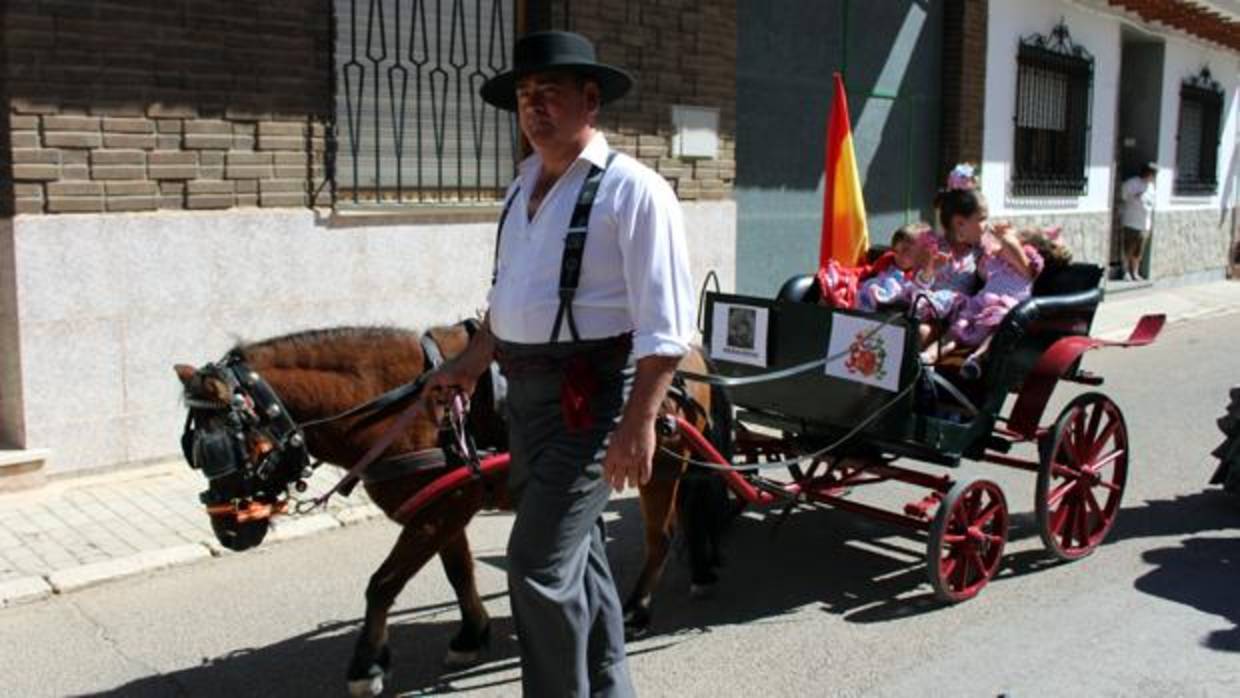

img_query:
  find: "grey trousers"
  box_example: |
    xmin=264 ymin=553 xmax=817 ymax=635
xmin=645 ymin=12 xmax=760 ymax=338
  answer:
xmin=500 ymin=338 xmax=637 ymax=698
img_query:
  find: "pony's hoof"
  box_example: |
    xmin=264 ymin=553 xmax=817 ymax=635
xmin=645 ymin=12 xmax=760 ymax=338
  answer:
xmin=347 ymin=643 xmax=391 ymax=696
xmin=623 ymin=606 xmax=652 ymax=640
xmin=443 ymin=622 xmax=490 ymax=668
xmin=689 ymin=582 xmax=716 ymax=600
xmin=347 ymin=674 xmax=387 ymax=698
xmin=442 ymin=647 xmax=484 ymax=669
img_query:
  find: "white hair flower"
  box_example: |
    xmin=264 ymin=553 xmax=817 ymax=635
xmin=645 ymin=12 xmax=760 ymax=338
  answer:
xmin=947 ymin=163 xmax=977 ymax=191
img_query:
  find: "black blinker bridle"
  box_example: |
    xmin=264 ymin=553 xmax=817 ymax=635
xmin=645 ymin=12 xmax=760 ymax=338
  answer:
xmin=180 ymin=349 xmax=311 ymax=513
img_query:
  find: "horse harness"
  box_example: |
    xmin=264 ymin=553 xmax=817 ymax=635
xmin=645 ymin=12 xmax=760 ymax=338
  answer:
xmin=181 ymin=322 xmax=496 ymax=518
xmin=181 ymin=350 xmax=310 ymax=511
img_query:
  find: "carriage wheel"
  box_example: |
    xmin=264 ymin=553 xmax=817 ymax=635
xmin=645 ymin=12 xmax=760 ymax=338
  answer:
xmin=1036 ymin=392 xmax=1129 ymax=561
xmin=926 ymin=477 xmax=1009 ymax=603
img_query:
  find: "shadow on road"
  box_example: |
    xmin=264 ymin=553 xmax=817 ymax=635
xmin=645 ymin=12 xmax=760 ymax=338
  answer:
xmin=1135 ymin=536 xmax=1240 ymax=652
xmin=598 ymin=496 xmax=957 ymax=632
xmin=81 ymin=488 xmax=1240 ymax=695
xmin=74 ymin=593 xmax=524 ymax=697
xmin=1107 ymin=489 xmax=1239 ymax=543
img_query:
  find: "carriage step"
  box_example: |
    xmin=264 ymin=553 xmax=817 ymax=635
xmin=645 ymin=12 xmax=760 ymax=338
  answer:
xmin=983 ymin=436 xmax=1013 ymax=454
xmin=1067 ymin=370 xmax=1104 ymax=386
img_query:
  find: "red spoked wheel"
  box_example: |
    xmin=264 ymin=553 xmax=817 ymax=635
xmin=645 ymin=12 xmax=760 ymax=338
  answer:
xmin=926 ymin=477 xmax=1009 ymax=603
xmin=1036 ymin=392 xmax=1129 ymax=560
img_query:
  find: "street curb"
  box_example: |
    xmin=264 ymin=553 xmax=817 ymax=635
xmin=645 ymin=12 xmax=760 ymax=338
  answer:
xmin=1 ymin=507 xmax=381 ymax=612
xmin=47 ymin=544 xmax=213 ymax=594
xmin=0 ymin=575 xmax=54 ymax=607
xmin=1094 ymin=304 xmax=1240 ymax=341
xmin=268 ymin=513 xmax=341 ymax=542
xmin=335 ymin=505 xmax=385 ymax=526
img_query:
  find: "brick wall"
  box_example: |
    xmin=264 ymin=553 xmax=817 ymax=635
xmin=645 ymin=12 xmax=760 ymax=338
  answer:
xmin=537 ymin=1 xmax=737 ymax=201
xmin=940 ymin=0 xmax=987 ymax=178
xmin=1 ymin=0 xmax=331 ymax=215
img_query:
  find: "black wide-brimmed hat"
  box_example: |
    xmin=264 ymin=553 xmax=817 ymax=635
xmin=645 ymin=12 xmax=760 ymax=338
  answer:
xmin=480 ymin=31 xmax=633 ymax=111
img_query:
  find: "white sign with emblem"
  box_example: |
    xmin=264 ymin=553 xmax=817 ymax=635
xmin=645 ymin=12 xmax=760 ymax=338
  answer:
xmin=710 ymin=302 xmax=769 ymax=368
xmin=825 ymin=314 xmax=905 ymax=392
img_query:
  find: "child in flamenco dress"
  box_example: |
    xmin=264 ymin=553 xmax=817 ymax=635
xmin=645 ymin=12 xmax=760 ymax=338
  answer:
xmin=909 ymin=164 xmax=990 ymax=344
xmin=934 ymin=225 xmax=1072 ymax=379
xmin=855 ymin=223 xmax=927 ymax=312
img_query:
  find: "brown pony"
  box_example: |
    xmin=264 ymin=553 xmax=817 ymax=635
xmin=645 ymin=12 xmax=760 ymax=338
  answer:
xmin=174 ymin=323 xmax=725 ymax=696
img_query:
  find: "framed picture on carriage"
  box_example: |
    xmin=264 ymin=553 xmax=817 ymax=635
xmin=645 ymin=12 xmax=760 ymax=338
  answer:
xmin=710 ymin=302 xmax=769 ymax=367
xmin=824 ymin=313 xmax=906 ymax=392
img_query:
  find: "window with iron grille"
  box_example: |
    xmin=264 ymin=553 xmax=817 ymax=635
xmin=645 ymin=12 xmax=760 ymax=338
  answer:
xmin=1011 ymin=22 xmax=1093 ymax=197
xmin=332 ymin=0 xmax=519 ymax=207
xmin=1175 ymin=67 xmax=1223 ymax=196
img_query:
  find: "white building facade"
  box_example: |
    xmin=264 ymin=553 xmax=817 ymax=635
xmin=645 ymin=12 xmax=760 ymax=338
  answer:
xmin=980 ymin=0 xmax=1239 ymax=283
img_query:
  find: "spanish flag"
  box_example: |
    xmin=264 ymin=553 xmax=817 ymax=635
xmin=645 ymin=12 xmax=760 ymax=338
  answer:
xmin=820 ymin=73 xmax=869 ymax=269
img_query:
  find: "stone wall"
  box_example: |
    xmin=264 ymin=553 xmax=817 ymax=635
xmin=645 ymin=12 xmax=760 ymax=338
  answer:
xmin=2 ymin=0 xmax=331 ymax=214
xmin=1003 ymin=208 xmax=1232 ymax=281
xmin=537 ymin=0 xmax=737 ymax=201
xmin=1002 ymin=211 xmax=1111 ymax=268
xmin=1151 ymin=208 xmax=1234 ymax=279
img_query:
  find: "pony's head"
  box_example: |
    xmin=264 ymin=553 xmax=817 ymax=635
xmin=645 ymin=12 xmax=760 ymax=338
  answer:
xmin=174 ymin=354 xmax=310 ymax=551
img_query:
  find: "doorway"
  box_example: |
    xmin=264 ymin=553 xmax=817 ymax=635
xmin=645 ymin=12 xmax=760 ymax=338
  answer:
xmin=1111 ymin=28 xmax=1164 ymax=282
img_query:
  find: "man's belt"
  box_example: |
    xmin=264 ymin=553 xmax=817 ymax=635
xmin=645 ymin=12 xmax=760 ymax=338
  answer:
xmin=494 ymin=333 xmax=633 ymax=378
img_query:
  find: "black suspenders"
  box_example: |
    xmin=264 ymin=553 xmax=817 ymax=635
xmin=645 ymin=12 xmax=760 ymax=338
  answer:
xmin=490 ymin=151 xmax=617 ymax=343
xmin=491 ymin=189 xmax=520 ymax=287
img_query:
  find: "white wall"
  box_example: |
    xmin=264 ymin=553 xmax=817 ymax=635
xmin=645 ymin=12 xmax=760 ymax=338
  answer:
xmin=982 ymin=0 xmax=1121 ymax=216
xmin=4 ymin=204 xmax=735 ymax=476
xmin=1155 ymin=38 xmax=1240 ymax=212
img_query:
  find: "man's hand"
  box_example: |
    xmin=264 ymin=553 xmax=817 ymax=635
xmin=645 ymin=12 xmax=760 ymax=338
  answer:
xmin=602 ymin=354 xmax=679 ymax=493
xmin=603 ymin=413 xmax=656 ymax=492
xmin=423 ymin=359 xmax=480 ymax=399
xmin=420 ymin=321 xmax=496 ymax=414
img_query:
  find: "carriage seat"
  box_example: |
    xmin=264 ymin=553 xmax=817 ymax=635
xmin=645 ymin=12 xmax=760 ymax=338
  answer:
xmin=995 ymin=262 xmax=1104 ymax=342
xmin=775 ymin=273 xmax=822 ymax=304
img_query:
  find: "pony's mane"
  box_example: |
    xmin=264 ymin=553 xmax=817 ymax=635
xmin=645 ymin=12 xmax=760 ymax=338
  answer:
xmin=236 ymin=326 xmax=423 ymax=371
xmin=240 ymin=326 xmax=419 ymax=351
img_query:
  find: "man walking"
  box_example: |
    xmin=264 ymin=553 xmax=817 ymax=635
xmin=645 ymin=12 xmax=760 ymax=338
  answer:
xmin=424 ymin=31 xmax=695 ymax=697
xmin=1120 ymin=162 xmax=1157 ymax=281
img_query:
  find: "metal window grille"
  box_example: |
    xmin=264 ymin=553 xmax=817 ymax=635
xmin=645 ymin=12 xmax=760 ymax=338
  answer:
xmin=333 ymin=0 xmax=519 ymax=206
xmin=1011 ymin=21 xmax=1093 ymax=197
xmin=1175 ymin=67 xmax=1223 ymax=196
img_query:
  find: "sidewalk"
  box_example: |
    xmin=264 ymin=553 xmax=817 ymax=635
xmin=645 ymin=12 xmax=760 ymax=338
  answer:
xmin=3 ymin=279 xmax=1238 ymax=608
xmin=1092 ymin=277 xmax=1240 ymax=339
xmin=0 ymin=462 xmax=382 ymax=606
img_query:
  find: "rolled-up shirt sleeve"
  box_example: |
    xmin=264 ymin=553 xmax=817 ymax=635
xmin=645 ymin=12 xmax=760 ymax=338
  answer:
xmin=617 ymin=174 xmax=696 ymax=359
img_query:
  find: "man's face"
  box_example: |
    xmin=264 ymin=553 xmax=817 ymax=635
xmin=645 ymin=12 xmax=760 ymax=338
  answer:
xmin=515 ymin=71 xmax=599 ymax=150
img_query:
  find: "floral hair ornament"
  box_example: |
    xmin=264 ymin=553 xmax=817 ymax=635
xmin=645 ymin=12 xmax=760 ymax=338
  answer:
xmin=947 ymin=163 xmax=977 ymax=192
xmin=1041 ymin=224 xmax=1063 ymax=241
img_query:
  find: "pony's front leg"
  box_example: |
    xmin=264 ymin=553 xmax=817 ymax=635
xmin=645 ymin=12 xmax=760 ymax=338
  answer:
xmin=348 ymin=488 xmax=483 ymax=697
xmin=623 ymin=476 xmax=680 ymax=638
xmin=438 ymin=527 xmax=492 ymax=667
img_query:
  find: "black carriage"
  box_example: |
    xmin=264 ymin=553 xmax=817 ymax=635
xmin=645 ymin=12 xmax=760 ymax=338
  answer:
xmin=673 ymin=262 xmax=1163 ymax=601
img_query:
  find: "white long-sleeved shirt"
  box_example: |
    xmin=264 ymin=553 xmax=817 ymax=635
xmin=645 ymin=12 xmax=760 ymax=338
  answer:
xmin=487 ymin=132 xmax=695 ymax=359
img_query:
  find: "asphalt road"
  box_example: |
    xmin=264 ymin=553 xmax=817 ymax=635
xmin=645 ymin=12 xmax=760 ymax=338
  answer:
xmin=2 ymin=312 xmax=1238 ymax=697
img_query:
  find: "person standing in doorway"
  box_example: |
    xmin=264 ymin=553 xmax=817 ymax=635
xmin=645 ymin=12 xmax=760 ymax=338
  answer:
xmin=1120 ymin=162 xmax=1158 ymax=280
xmin=422 ymin=31 xmax=695 ymax=697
